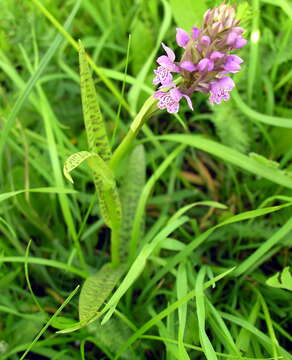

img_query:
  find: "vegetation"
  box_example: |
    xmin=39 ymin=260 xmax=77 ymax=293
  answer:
xmin=0 ymin=0 xmax=291 ymax=359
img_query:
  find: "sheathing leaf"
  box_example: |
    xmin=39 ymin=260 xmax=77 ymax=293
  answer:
xmin=79 ymin=263 xmax=124 ymax=324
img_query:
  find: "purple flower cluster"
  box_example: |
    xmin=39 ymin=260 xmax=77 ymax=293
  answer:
xmin=153 ymin=4 xmax=247 ymax=113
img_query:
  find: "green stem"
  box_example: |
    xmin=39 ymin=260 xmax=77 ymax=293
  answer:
xmin=110 ymin=95 xmax=157 ymax=171
xmin=109 ymin=96 xmax=157 ymax=267
xmin=110 ymin=129 xmax=136 ymax=170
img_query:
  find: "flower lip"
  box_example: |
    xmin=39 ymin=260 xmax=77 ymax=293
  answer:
xmin=209 ymin=77 xmax=235 ymax=104
xmin=153 ymin=66 xmax=174 ymax=87
xmin=153 ymin=87 xmax=193 ymax=113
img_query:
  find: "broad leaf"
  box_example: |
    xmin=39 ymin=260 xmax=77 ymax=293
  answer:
xmin=79 ymin=263 xmax=124 ymax=324
xmin=77 ymin=42 xmax=122 ymax=230
xmin=119 ymin=145 xmax=146 ymax=261
xmin=266 ymin=267 xmax=292 ymax=291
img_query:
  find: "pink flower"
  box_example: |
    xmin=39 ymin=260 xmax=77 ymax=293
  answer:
xmin=200 ymin=35 xmax=211 ymax=46
xmin=180 ymin=61 xmax=196 ymax=72
xmin=176 ymin=28 xmax=190 ymax=47
xmin=223 ymin=55 xmax=243 ymax=73
xmin=153 ymin=66 xmax=174 ymax=88
xmin=157 ymin=43 xmax=180 ymax=73
xmin=210 ymin=51 xmax=224 ymax=61
xmin=154 ymin=88 xmax=193 ymax=114
xmin=192 ymin=27 xmax=201 ymax=40
xmin=209 ymin=77 xmax=235 ymax=104
xmin=198 ymin=58 xmax=214 ymax=72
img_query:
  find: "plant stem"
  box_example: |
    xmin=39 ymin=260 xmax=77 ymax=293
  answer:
xmin=109 ymin=96 xmax=157 ymax=267
xmin=110 ymin=95 xmax=157 ymax=171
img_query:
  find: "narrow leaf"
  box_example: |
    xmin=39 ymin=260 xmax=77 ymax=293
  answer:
xmin=79 ymin=263 xmax=124 ymax=324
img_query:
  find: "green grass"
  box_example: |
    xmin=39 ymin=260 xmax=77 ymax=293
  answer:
xmin=0 ymin=0 xmax=292 ymax=359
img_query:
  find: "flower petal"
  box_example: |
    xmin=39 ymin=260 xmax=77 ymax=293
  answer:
xmin=176 ymin=28 xmax=190 ymax=47
xmin=182 ymin=94 xmax=193 ymax=110
xmin=161 ymin=42 xmax=176 ymax=62
xmin=226 ymin=55 xmax=243 ymax=64
xmin=234 ymin=37 xmax=247 ymax=49
xmin=200 ymin=35 xmax=211 ymax=46
xmin=167 ymin=102 xmax=179 ymax=113
xmin=210 ymin=51 xmax=224 ymax=61
xmin=169 ymin=88 xmax=183 ymax=102
xmin=198 ymin=58 xmax=214 ymax=72
xmin=192 ymin=27 xmax=201 ymax=40
xmin=180 ymin=61 xmax=196 ymax=72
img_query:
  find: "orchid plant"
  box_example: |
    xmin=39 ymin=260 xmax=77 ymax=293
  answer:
xmin=63 ymin=3 xmax=246 ymax=330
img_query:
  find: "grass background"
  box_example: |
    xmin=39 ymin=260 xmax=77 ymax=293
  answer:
xmin=0 ymin=0 xmax=291 ymax=359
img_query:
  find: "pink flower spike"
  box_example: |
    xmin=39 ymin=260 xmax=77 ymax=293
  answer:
xmin=176 ymin=28 xmax=190 ymax=47
xmin=192 ymin=27 xmax=201 ymax=40
xmin=180 ymin=61 xmax=196 ymax=72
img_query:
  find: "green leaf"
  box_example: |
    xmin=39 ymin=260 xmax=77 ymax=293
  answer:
xmin=169 ymin=0 xmax=207 ymax=29
xmin=119 ymin=145 xmax=146 ymax=261
xmin=63 ymin=151 xmax=113 ymax=187
xmin=195 ymin=267 xmax=218 ymax=360
xmin=131 ymin=20 xmax=154 ymax=75
xmin=249 ymin=152 xmax=280 ymax=169
xmin=160 ymin=134 xmax=292 ymax=190
xmin=266 ymin=267 xmax=292 ymax=291
xmin=88 ymin=318 xmax=135 ymax=359
xmin=78 ymin=40 xmax=111 ymax=161
xmin=63 ymin=150 xmax=121 ymax=229
xmin=79 ymin=263 xmax=124 ymax=324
